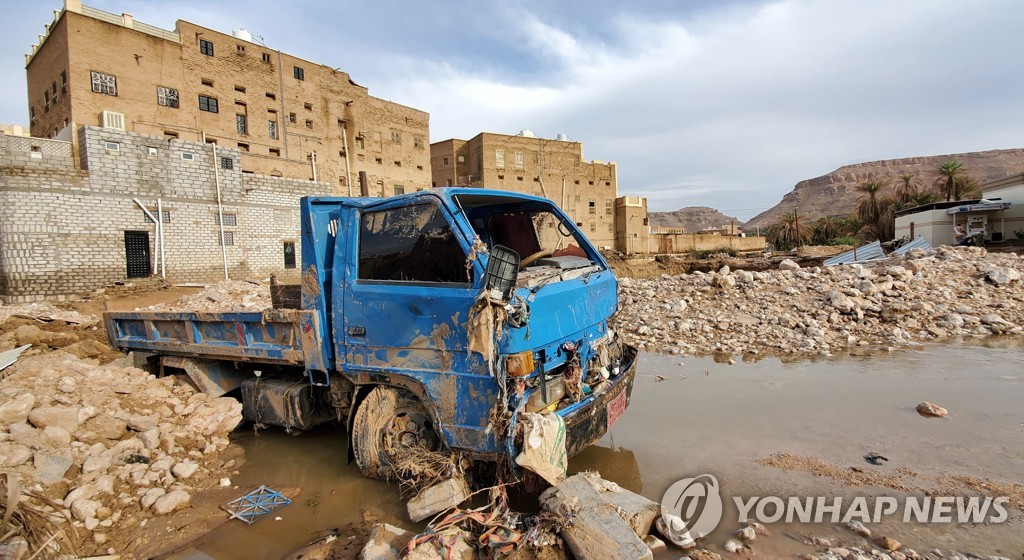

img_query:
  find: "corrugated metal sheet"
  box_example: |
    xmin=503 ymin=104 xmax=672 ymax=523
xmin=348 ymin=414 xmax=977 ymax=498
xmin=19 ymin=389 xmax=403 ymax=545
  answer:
xmin=823 ymin=240 xmax=886 ymax=266
xmin=890 ymin=236 xmax=931 ymax=256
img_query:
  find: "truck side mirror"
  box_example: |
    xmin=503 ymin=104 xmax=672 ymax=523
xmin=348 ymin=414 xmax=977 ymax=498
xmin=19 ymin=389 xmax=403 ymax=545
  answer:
xmin=484 ymin=245 xmax=519 ymax=302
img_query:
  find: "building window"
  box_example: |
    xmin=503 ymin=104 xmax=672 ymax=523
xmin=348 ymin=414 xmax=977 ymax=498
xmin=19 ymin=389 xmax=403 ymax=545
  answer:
xmin=236 ymin=114 xmax=248 ymax=134
xmin=199 ymin=95 xmax=218 ymax=113
xmin=269 ymin=148 xmax=280 ymax=156
xmin=391 ymin=131 xmax=401 ymax=144
xmin=236 ymin=44 xmax=246 ymax=54
xmin=144 ymin=209 xmax=171 ymax=223
xmin=288 ymin=112 xmax=296 ymax=123
xmin=266 ymin=92 xmax=276 ymax=100
xmin=414 ymin=136 xmax=424 ymax=149
xmin=606 ymin=181 xmax=611 ymax=186
xmin=157 ymin=86 xmax=179 ymax=108
xmin=305 ymin=119 xmax=313 ymax=129
xmin=104 ymin=141 xmax=120 ymax=151
xmin=497 ymin=174 xmax=504 ymax=180
xmin=443 ymin=157 xmax=449 ymax=166
xmin=375 ymin=157 xmax=383 ymax=164
xmin=268 ymin=119 xmax=278 ymax=139
xmin=514 ymin=151 xmax=524 ymax=169
xmin=590 ymin=223 xmax=597 ymax=233
xmin=293 ymin=66 xmax=304 ymax=80
xmin=200 ymin=39 xmax=214 ymax=56
xmin=220 ymin=156 xmax=233 ymax=170
xmin=283 ymin=241 xmax=296 ymax=269
xmin=303 ymin=102 xmax=312 ymax=110
xmin=201 ymin=78 xmax=213 ymax=87
xmin=605 ymin=200 xmax=613 ymax=215
xmin=356 ymin=136 xmax=365 ymax=149
xmin=181 ymin=153 xmax=194 ymax=161
xmin=394 ymin=161 xmax=402 ymax=167
xmin=394 ymin=185 xmax=405 ymax=196
xmin=60 ymin=71 xmax=67 ymax=94
xmin=216 ymin=213 xmax=238 ymax=226
xmin=51 ymin=81 xmax=58 ymax=102
xmin=457 ymin=155 xmax=465 ymax=163
xmin=495 ymin=150 xmax=505 ymax=168
xmin=588 ymin=199 xmax=596 ymax=214
xmin=262 ymin=52 xmax=272 ymax=63
xmin=237 ymin=142 xmax=249 ymax=152
xmin=90 ymin=71 xmax=117 ymax=96
xmin=44 ymin=90 xmax=50 ymax=111
xmin=29 ymin=107 xmax=35 ymax=125
xmin=234 ymin=85 xmax=246 ymax=93
xmin=446 ymin=179 xmax=453 ymax=187
xmin=218 ymin=231 xmax=235 ymax=246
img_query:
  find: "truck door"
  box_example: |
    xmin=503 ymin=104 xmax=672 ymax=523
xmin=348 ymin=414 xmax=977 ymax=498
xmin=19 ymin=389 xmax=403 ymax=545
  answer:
xmin=342 ymin=199 xmax=496 ymax=449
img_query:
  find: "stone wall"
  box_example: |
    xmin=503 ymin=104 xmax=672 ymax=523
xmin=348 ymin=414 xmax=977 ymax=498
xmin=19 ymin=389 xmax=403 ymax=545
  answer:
xmin=0 ymin=127 xmax=331 ymax=302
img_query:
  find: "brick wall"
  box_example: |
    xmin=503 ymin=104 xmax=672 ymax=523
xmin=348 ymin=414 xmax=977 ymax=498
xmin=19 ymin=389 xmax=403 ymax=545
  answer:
xmin=0 ymin=127 xmax=331 ymax=302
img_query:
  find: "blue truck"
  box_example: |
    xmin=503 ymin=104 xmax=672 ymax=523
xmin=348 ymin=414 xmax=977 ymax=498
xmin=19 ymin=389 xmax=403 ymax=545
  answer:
xmin=105 ymin=188 xmax=638 ymax=479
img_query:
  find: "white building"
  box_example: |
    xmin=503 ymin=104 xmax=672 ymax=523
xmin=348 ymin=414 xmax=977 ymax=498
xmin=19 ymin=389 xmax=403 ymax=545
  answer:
xmin=894 ymin=174 xmax=1023 ymax=246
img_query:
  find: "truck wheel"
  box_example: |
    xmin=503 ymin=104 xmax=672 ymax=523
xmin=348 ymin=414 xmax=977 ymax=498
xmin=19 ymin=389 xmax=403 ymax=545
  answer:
xmin=351 ymin=386 xmax=439 ymax=479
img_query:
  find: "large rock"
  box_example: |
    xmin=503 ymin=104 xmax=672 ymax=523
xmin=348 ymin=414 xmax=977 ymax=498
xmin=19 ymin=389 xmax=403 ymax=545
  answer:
xmin=0 ymin=443 xmax=32 ymax=467
xmin=916 ymin=402 xmax=948 ymax=418
xmin=152 ymin=489 xmax=190 ymax=515
xmin=28 ymin=406 xmax=81 ymax=434
xmin=0 ymin=393 xmax=35 ymax=424
xmin=985 ymin=266 xmax=1021 ymax=286
xmin=779 ymin=259 xmax=800 ymax=271
xmin=172 ymin=460 xmax=199 ymax=479
xmin=86 ymin=416 xmax=128 ymax=440
xmin=34 ymin=451 xmax=73 ymax=484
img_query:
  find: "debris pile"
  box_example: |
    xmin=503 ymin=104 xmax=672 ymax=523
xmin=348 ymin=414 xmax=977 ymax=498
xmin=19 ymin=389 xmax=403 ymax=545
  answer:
xmin=139 ymin=280 xmax=271 ymax=313
xmin=615 ymin=246 xmax=1024 ymax=357
xmin=0 ymin=347 xmax=243 ymax=556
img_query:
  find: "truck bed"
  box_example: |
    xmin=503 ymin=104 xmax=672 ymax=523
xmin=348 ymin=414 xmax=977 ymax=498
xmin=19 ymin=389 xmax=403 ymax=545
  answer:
xmin=104 ymin=309 xmax=326 ymax=367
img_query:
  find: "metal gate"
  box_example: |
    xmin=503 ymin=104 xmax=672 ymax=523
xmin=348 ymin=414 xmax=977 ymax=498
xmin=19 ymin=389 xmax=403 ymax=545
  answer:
xmin=124 ymin=230 xmax=151 ymax=278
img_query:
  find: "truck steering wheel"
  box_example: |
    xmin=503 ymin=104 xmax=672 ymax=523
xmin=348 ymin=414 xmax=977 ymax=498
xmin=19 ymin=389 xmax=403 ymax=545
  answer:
xmin=519 ymin=249 xmax=554 ymax=269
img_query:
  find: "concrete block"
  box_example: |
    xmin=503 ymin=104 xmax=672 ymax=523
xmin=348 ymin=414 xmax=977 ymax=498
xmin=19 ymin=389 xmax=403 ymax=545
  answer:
xmin=540 ymin=473 xmax=653 ymax=560
xmin=407 ymin=475 xmax=471 ymax=523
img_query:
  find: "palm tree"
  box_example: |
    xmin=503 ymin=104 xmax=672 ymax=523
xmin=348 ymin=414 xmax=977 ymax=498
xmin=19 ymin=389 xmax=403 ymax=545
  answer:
xmin=952 ymin=175 xmax=980 ymax=201
xmin=910 ymin=190 xmax=940 ymax=207
xmin=769 ymin=211 xmax=811 ymax=249
xmin=856 ymin=180 xmax=887 ymax=226
xmin=812 ymin=215 xmax=844 ymax=244
xmin=936 ymin=159 xmax=965 ymax=202
xmin=895 ymin=173 xmax=921 ymax=203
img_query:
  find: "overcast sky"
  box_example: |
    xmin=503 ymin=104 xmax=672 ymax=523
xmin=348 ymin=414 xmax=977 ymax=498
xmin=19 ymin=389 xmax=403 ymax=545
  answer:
xmin=2 ymin=1 xmax=1022 ymax=219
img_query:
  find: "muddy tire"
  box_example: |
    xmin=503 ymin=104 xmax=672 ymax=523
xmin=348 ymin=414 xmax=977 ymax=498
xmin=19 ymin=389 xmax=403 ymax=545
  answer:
xmin=351 ymin=386 xmax=439 ymax=480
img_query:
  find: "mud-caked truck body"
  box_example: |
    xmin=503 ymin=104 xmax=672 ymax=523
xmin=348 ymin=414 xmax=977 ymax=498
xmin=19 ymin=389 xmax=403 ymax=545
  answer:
xmin=106 ymin=188 xmax=638 ymax=477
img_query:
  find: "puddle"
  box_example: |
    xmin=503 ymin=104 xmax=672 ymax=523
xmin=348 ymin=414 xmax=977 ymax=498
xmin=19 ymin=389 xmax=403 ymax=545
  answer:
xmin=178 ymin=340 xmax=1024 ymax=558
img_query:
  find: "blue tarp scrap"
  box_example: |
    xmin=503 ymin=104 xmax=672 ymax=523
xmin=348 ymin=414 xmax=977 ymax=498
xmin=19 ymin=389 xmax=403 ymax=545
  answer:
xmin=223 ymin=485 xmax=291 ymax=524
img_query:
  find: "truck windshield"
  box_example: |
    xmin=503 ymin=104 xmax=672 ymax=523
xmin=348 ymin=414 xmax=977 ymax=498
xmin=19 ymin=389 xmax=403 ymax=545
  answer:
xmin=454 ymin=194 xmax=604 ymax=288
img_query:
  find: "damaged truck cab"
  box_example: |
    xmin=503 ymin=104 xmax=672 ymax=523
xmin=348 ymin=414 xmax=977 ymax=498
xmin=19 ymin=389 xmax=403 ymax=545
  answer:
xmin=106 ymin=188 xmax=638 ymax=478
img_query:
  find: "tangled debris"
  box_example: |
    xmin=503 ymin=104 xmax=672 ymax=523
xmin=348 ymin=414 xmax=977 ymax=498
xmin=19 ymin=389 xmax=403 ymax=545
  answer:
xmin=615 ymin=246 xmax=1024 ymax=357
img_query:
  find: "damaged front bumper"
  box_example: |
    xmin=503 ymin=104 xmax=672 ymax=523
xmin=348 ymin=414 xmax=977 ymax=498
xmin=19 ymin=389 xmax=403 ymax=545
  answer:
xmin=559 ymin=343 xmax=639 ymax=458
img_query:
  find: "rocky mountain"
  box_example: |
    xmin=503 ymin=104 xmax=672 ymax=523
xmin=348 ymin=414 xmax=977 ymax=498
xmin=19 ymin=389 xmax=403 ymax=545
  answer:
xmin=648 ymin=206 xmax=744 ymax=233
xmin=744 ymin=148 xmax=1024 ymax=230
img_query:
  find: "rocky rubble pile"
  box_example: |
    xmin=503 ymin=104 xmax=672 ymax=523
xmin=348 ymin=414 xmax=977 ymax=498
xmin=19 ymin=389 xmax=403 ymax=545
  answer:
xmin=0 ymin=348 xmax=242 ymax=554
xmin=139 ymin=280 xmax=271 ymax=313
xmin=614 ymin=246 xmax=1024 ymax=357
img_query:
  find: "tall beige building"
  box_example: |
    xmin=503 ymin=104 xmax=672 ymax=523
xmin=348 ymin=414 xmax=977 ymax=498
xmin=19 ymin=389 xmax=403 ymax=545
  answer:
xmin=431 ymin=131 xmax=619 ymax=249
xmin=25 ymin=0 xmax=430 ymax=193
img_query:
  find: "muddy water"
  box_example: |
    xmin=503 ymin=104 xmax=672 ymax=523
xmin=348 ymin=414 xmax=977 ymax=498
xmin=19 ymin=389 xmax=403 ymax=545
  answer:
xmin=181 ymin=340 xmax=1024 ymax=559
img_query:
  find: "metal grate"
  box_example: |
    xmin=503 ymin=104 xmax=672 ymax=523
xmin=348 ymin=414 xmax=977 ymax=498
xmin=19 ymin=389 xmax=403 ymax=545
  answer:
xmin=223 ymin=486 xmax=291 ymax=524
